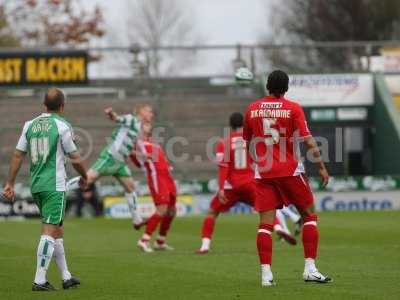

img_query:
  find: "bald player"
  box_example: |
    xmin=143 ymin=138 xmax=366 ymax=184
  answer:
xmin=3 ymin=88 xmax=88 ymax=291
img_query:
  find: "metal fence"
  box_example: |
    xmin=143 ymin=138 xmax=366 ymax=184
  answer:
xmin=87 ymin=41 xmax=400 ymax=78
xmin=1 ymin=40 xmax=397 ymax=79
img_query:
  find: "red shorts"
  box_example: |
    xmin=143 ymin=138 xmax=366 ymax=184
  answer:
xmin=255 ymin=174 xmax=314 ymax=212
xmin=148 ymin=172 xmax=177 ymax=207
xmin=210 ymin=182 xmax=255 ymax=213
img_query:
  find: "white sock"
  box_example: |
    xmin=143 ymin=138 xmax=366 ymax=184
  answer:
xmin=261 ymin=264 xmax=273 ymax=281
xmin=200 ymin=238 xmax=211 ymax=251
xmin=281 ymin=206 xmax=301 ymax=223
xmin=125 ymin=192 xmax=143 ymax=224
xmin=305 ymin=258 xmax=317 ymax=273
xmin=34 ymin=235 xmax=55 ymax=285
xmin=53 ymin=238 xmax=72 ymax=281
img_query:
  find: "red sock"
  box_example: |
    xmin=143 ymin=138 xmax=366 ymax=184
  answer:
xmin=201 ymin=215 xmax=215 ymax=239
xmin=273 ymin=217 xmax=280 ymax=228
xmin=257 ymin=224 xmax=274 ymax=265
xmin=144 ymin=213 xmax=163 ymax=237
xmin=158 ymin=215 xmax=175 ymax=238
xmin=302 ymin=214 xmax=319 ymax=259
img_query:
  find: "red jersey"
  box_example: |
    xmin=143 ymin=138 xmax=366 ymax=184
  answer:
xmin=243 ymin=96 xmax=311 ymax=178
xmin=131 ymin=140 xmax=176 ymax=205
xmin=132 ymin=140 xmax=171 ymax=172
xmin=216 ymin=130 xmax=254 ymax=190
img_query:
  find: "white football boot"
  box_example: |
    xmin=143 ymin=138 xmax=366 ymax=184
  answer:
xmin=196 ymin=248 xmax=210 ymax=255
xmin=196 ymin=238 xmax=211 ymax=254
xmin=137 ymin=240 xmax=154 ymax=253
xmin=261 ymin=278 xmax=275 ymax=287
xmin=303 ymin=269 xmax=332 ymax=283
xmin=261 ymin=265 xmax=275 ymax=287
xmin=153 ymin=242 xmax=174 ymax=251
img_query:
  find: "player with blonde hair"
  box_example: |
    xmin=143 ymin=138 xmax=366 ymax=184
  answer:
xmin=68 ymin=103 xmax=154 ymax=230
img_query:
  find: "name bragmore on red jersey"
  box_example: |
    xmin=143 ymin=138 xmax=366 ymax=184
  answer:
xmin=243 ymin=96 xmax=311 ymax=179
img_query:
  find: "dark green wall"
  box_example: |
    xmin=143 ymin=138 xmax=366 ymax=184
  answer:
xmin=373 ymin=74 xmax=400 ymax=174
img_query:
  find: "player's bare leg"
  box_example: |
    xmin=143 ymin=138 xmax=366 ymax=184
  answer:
xmin=297 ymin=204 xmax=332 ymax=283
xmin=197 ymin=209 xmax=219 ymax=254
xmin=154 ymin=205 xmax=176 ymax=251
xmin=138 ymin=204 xmax=168 ymax=253
xmin=115 ymin=176 xmax=145 ymax=228
xmin=257 ymin=209 xmax=276 ymax=287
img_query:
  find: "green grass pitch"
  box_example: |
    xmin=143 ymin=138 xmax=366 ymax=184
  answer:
xmin=1 ymin=211 xmax=399 ymax=300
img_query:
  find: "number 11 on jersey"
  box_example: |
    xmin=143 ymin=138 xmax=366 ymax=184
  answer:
xmin=30 ymin=137 xmax=50 ymax=164
xmin=232 ymin=137 xmax=247 ymax=169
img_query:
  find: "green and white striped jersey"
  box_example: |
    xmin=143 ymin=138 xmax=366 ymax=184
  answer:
xmin=106 ymin=114 xmax=141 ymax=162
xmin=16 ymin=113 xmax=77 ymax=193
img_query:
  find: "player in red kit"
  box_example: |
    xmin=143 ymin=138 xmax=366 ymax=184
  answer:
xmin=197 ymin=113 xmax=297 ymax=254
xmin=243 ymin=70 xmax=331 ymax=286
xmin=130 ymin=123 xmax=177 ymax=253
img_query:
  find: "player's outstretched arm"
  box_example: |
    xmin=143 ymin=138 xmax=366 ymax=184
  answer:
xmin=304 ymin=136 xmax=329 ymax=187
xmin=104 ymin=107 xmax=119 ymax=122
xmin=68 ymin=151 xmax=88 ymax=189
xmin=3 ymin=150 xmax=26 ymax=200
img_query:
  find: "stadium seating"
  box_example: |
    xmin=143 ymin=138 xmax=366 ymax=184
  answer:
xmin=0 ymin=80 xmax=259 ymax=183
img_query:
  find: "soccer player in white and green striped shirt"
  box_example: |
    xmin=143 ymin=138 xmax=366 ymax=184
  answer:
xmin=68 ymin=104 xmax=154 ymax=229
xmin=3 ymin=88 xmax=88 ymax=291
